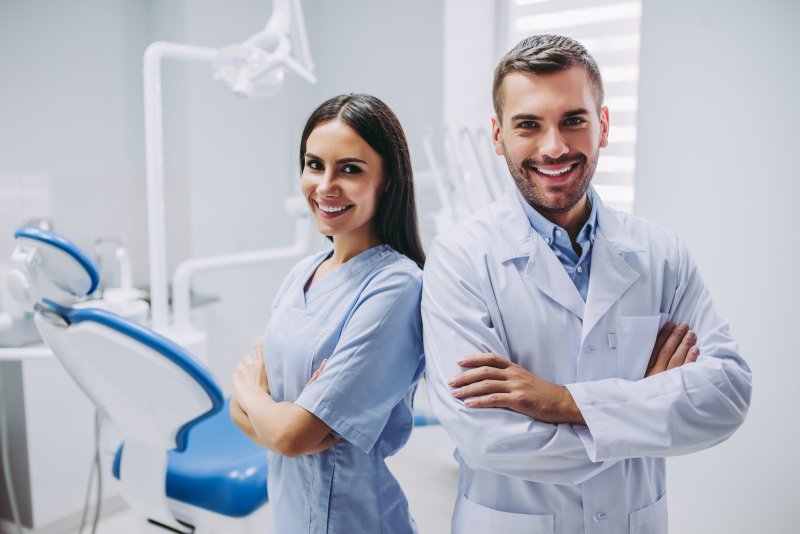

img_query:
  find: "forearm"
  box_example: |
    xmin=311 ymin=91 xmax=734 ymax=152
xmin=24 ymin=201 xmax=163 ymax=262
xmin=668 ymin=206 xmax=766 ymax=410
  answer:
xmin=567 ymin=356 xmax=751 ymax=461
xmin=238 ymin=391 xmax=332 ymax=457
xmin=230 ymin=398 xmax=267 ymax=447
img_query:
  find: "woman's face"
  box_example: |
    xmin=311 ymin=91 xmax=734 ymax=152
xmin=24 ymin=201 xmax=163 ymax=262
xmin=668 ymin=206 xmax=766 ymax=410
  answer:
xmin=300 ymin=119 xmax=385 ymax=243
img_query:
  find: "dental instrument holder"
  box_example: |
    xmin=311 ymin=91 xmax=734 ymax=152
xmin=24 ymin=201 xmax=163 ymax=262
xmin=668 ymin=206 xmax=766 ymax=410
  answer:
xmin=9 ymin=228 xmax=267 ymax=533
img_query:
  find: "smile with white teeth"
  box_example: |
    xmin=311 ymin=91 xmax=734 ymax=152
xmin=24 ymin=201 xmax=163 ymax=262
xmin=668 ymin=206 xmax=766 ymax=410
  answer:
xmin=533 ymin=163 xmax=577 ymax=176
xmin=316 ymin=202 xmax=351 ymax=213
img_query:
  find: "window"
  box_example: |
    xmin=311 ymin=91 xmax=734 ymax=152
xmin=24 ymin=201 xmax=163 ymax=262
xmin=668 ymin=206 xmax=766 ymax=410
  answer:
xmin=505 ymin=0 xmax=643 ymax=212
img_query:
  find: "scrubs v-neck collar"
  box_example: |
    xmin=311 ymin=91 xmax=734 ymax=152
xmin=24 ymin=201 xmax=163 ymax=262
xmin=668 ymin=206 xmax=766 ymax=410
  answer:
xmin=303 ymin=244 xmax=394 ymax=305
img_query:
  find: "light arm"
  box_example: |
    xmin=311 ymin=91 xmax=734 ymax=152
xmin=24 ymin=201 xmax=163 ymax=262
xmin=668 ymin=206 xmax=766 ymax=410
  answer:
xmin=566 ymin=238 xmax=752 ymax=461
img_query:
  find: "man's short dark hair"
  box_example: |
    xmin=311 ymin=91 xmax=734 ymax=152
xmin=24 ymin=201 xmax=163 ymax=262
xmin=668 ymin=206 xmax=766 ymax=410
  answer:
xmin=492 ymin=34 xmax=605 ymax=121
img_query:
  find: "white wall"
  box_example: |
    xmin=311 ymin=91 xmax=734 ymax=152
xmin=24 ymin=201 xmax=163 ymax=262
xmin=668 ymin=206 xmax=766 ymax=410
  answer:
xmin=634 ymin=0 xmax=799 ymax=531
xmin=0 ymin=0 xmax=151 ymax=276
xmin=443 ymin=0 xmax=502 ymax=131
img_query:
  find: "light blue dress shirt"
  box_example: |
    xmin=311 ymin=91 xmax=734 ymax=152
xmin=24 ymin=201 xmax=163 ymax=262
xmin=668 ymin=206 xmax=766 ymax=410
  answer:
xmin=516 ymin=187 xmax=597 ymax=301
xmin=262 ymin=244 xmax=424 ymax=534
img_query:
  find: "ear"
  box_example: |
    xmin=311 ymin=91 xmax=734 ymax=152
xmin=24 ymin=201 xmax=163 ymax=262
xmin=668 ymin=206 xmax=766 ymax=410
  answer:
xmin=491 ymin=115 xmax=505 ymax=156
xmin=599 ymin=106 xmax=609 ymax=149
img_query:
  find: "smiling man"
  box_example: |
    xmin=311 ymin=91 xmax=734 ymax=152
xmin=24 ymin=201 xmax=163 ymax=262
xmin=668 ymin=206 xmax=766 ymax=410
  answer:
xmin=422 ymin=35 xmax=752 ymax=534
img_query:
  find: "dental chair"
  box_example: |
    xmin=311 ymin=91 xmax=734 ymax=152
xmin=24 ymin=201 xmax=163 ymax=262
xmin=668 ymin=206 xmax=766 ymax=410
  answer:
xmin=7 ymin=227 xmax=269 ymax=533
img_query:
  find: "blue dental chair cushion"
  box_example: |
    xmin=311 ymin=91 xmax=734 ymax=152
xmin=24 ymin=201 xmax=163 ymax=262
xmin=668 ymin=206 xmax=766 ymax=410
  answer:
xmin=113 ymin=399 xmax=269 ymax=518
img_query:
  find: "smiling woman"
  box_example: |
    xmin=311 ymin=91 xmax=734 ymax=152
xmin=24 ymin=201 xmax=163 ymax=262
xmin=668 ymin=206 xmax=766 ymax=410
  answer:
xmin=229 ymin=94 xmax=426 ymax=534
xmin=298 ymin=94 xmax=426 ymax=269
xmin=301 ymin=118 xmax=385 ymax=261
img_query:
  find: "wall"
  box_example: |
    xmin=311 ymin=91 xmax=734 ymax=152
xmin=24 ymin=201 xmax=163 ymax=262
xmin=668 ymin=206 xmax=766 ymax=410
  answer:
xmin=634 ymin=0 xmax=799 ymax=531
xmin=0 ymin=0 xmax=151 ymax=275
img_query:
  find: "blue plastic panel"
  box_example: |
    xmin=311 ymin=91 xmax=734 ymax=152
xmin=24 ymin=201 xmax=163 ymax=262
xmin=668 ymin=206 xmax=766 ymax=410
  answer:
xmin=14 ymin=226 xmax=100 ymax=295
xmin=113 ymin=399 xmax=269 ymax=517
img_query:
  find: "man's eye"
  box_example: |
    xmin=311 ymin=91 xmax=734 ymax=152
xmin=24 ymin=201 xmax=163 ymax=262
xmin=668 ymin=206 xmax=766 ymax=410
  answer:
xmin=518 ymin=121 xmax=538 ymax=129
xmin=564 ymin=117 xmax=586 ymax=126
xmin=341 ymin=164 xmax=362 ymax=174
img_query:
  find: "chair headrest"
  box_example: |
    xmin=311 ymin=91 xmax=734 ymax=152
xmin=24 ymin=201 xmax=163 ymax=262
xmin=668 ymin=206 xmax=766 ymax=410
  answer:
xmin=10 ymin=226 xmax=100 ymax=308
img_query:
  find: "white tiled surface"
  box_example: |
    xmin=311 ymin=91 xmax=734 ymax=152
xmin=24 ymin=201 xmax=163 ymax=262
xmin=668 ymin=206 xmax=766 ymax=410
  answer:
xmin=67 ymin=426 xmax=458 ymax=534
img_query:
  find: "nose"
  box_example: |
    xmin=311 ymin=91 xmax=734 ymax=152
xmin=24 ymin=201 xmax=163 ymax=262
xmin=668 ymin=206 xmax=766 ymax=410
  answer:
xmin=315 ymin=170 xmax=338 ymax=197
xmin=540 ymin=126 xmax=569 ymax=160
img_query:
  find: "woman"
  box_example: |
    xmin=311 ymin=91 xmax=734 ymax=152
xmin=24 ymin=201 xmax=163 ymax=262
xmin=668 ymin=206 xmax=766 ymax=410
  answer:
xmin=230 ymin=94 xmax=426 ymax=534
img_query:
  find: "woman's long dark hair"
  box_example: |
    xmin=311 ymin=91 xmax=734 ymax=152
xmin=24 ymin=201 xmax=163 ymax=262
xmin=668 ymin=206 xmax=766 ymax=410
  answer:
xmin=299 ymin=94 xmax=426 ymax=268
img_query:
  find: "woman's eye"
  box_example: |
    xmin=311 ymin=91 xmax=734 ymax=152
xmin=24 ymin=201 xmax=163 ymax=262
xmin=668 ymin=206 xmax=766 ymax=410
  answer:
xmin=306 ymin=159 xmax=323 ymax=170
xmin=341 ymin=164 xmax=362 ymax=174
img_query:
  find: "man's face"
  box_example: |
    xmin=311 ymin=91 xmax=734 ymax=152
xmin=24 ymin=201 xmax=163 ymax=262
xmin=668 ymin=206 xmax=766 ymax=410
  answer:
xmin=492 ymin=67 xmax=609 ymax=216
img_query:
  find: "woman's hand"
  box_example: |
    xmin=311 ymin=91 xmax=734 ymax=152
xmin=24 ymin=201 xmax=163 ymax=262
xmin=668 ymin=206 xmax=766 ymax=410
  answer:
xmin=307 ymin=358 xmax=328 ymax=387
xmin=232 ymin=337 xmax=270 ymax=410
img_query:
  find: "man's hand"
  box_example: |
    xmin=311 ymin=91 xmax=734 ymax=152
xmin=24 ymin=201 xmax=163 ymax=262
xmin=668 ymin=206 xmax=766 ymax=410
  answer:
xmin=645 ymin=322 xmax=699 ymax=377
xmin=449 ymin=353 xmax=584 ymax=424
xmin=448 ymin=323 xmax=700 ymax=425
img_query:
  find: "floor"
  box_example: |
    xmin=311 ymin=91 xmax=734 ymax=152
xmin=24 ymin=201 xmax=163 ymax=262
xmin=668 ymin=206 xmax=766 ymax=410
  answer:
xmin=65 ymin=425 xmax=459 ymax=534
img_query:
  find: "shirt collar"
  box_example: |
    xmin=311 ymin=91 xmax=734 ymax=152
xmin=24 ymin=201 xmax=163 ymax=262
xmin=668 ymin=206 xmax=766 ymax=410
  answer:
xmin=493 ymin=184 xmax=645 ymax=262
xmin=515 ymin=186 xmax=599 ymax=246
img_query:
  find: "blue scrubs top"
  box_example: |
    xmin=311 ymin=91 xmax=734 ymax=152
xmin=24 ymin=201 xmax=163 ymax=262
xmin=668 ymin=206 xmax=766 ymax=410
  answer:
xmin=263 ymin=244 xmax=424 ymax=534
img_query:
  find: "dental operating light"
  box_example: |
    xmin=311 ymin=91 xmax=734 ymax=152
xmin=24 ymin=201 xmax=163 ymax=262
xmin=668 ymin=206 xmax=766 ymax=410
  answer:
xmin=213 ymin=0 xmax=316 ymax=97
xmin=144 ymin=0 xmax=316 ymax=331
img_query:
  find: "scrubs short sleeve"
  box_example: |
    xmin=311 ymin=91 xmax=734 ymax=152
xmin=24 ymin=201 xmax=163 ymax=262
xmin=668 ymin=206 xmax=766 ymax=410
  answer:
xmin=295 ymin=268 xmax=423 ymax=454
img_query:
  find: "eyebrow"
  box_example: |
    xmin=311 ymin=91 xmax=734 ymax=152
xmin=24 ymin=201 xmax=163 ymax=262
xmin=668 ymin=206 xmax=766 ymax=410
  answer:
xmin=305 ymin=153 xmax=367 ymax=165
xmin=564 ymin=108 xmax=590 ymax=117
xmin=510 ymin=108 xmax=590 ymax=122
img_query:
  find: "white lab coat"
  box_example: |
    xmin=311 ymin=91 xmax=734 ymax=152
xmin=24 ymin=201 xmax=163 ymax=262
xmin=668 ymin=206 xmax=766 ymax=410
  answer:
xmin=422 ymin=188 xmax=751 ymax=534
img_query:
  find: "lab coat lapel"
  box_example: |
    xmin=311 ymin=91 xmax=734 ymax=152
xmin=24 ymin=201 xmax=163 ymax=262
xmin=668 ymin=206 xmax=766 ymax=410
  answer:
xmin=526 ymin=237 xmax=585 ymax=321
xmin=494 ymin=187 xmax=585 ymax=320
xmin=581 ymin=203 xmax=645 ymax=343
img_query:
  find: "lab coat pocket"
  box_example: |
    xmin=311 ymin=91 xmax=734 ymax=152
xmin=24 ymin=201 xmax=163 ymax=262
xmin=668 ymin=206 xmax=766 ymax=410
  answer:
xmin=628 ymin=493 xmax=668 ymax=534
xmin=453 ymin=493 xmax=554 ymax=534
xmin=616 ymin=315 xmax=663 ymax=380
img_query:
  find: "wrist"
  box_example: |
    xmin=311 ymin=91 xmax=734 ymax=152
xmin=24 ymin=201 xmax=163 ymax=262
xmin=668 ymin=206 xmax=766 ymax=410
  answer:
xmin=558 ymin=386 xmax=585 ymax=425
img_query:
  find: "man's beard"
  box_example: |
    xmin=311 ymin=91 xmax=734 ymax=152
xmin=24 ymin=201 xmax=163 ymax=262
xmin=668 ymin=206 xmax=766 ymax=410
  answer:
xmin=505 ymin=150 xmax=597 ymax=215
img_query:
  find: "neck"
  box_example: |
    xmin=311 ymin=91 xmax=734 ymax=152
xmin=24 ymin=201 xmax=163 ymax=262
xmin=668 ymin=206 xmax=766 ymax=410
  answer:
xmin=329 ymin=228 xmax=383 ymax=265
xmin=541 ymin=194 xmax=591 ymax=244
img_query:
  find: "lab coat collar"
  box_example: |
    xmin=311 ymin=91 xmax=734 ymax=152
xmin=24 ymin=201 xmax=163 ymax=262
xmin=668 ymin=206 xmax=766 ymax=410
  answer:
xmin=493 ymin=185 xmax=645 ymax=261
xmin=491 ymin=185 xmax=647 ymax=327
xmin=492 ymin=187 xmax=585 ymax=319
xmin=492 ymin=186 xmax=647 ymax=262
xmin=492 ymin=187 xmax=536 ymax=263
xmin=594 ymin=196 xmax=646 ymax=254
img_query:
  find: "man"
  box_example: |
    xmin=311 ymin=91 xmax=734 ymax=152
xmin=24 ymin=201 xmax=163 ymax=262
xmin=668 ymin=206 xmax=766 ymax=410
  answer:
xmin=422 ymin=34 xmax=752 ymax=533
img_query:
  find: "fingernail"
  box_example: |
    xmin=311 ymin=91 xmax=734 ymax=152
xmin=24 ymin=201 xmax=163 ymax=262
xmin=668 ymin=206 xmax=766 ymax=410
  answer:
xmin=447 ymin=379 xmax=456 ymax=387
xmin=464 ymin=399 xmax=475 ymax=407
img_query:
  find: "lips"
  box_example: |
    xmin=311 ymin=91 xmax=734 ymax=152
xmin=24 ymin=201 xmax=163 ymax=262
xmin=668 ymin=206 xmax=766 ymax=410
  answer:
xmin=528 ymin=160 xmax=581 ymax=184
xmin=314 ymin=200 xmax=353 ymax=219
